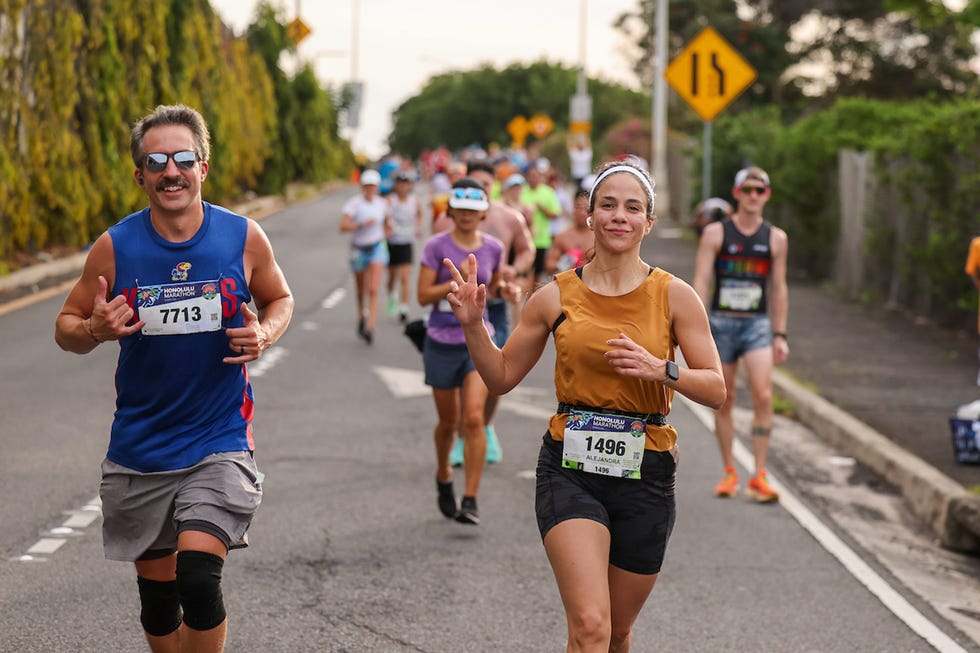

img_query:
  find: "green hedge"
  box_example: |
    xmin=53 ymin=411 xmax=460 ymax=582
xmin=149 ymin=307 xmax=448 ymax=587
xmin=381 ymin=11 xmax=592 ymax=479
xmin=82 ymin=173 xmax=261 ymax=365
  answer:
xmin=0 ymin=0 xmax=350 ymax=270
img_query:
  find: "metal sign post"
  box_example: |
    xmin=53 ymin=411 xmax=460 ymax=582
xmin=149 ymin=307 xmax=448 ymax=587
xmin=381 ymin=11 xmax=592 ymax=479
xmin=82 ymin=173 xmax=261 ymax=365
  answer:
xmin=665 ymin=27 xmax=756 ymax=199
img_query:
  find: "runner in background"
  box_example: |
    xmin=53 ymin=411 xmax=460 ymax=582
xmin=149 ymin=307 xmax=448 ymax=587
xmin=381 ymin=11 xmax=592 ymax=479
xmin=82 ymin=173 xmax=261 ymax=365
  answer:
xmin=545 ymin=189 xmax=594 ymax=276
xmin=568 ymin=134 xmax=593 ymax=191
xmin=690 ymin=197 xmax=733 ymax=238
xmin=520 ymin=159 xmax=562 ymax=283
xmin=339 ymin=169 xmax=390 ymax=344
xmin=500 ymin=172 xmax=536 ymax=322
xmin=430 ymin=161 xmax=468 ymax=228
xmin=417 ymin=178 xmax=521 ymax=525
xmin=693 ymin=166 xmax=790 ymax=503
xmin=386 ymin=172 xmax=422 ymax=323
xmin=434 ymin=160 xmax=534 ymax=465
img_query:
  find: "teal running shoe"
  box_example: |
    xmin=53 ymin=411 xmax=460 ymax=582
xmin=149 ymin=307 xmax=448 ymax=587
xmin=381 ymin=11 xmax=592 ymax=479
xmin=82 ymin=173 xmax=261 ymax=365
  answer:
xmin=485 ymin=425 xmax=502 ymax=464
xmin=449 ymin=438 xmax=464 ymax=467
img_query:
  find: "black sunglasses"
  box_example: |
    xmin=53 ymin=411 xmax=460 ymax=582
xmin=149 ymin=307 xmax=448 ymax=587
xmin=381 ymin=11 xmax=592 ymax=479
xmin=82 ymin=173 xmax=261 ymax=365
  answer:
xmin=739 ymin=185 xmax=767 ymax=196
xmin=143 ymin=150 xmax=198 ymax=173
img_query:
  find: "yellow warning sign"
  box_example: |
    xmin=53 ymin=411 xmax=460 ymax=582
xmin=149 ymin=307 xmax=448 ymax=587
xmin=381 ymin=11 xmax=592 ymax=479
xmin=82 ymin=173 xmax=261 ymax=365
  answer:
xmin=286 ymin=18 xmax=312 ymax=46
xmin=665 ymin=26 xmax=757 ymax=122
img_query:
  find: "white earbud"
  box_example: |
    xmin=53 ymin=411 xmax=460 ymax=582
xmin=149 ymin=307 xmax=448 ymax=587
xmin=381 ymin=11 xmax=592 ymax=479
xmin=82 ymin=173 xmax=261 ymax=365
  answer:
xmin=586 ymin=217 xmax=592 ymax=228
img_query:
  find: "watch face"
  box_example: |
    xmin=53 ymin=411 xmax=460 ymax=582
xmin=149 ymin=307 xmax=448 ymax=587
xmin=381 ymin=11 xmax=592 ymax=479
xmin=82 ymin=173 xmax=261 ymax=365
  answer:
xmin=666 ymin=361 xmax=679 ymax=381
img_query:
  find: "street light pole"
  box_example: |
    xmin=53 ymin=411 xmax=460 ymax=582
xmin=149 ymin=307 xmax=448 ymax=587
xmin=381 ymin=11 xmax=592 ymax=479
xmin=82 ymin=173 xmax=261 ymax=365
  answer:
xmin=652 ymin=0 xmax=669 ymax=217
xmin=577 ymin=0 xmax=587 ymax=106
xmin=351 ymin=0 xmax=360 ymax=81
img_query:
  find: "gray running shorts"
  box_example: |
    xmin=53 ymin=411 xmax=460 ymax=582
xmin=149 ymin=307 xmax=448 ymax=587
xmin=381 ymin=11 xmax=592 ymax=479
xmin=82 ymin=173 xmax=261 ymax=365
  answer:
xmin=99 ymin=451 xmax=263 ymax=562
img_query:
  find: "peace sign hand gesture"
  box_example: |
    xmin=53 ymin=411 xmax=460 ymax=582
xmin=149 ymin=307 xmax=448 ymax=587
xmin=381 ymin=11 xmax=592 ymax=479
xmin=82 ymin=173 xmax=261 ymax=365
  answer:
xmin=443 ymin=254 xmax=486 ymax=328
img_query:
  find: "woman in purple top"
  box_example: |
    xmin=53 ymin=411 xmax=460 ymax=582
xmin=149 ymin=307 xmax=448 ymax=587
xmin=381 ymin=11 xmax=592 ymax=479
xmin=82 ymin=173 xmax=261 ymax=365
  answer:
xmin=417 ymin=178 xmax=521 ymax=525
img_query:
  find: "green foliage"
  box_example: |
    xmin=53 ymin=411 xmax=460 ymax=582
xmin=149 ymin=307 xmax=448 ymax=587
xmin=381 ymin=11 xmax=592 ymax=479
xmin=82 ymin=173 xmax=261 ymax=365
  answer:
xmin=0 ymin=0 xmax=349 ymax=267
xmin=388 ymin=61 xmax=648 ymax=158
xmin=618 ymin=0 xmax=980 ymax=115
xmin=695 ymin=97 xmax=980 ymax=325
xmin=246 ymin=2 xmax=352 ymax=195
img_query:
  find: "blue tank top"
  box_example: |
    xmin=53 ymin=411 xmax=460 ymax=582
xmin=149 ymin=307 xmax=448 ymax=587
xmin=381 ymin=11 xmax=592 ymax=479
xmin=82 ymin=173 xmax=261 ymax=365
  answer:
xmin=107 ymin=202 xmax=254 ymax=472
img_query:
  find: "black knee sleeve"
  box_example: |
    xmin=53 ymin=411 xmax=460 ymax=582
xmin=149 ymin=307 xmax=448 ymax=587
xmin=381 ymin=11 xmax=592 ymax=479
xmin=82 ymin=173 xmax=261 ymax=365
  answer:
xmin=175 ymin=551 xmax=226 ymax=631
xmin=136 ymin=577 xmax=182 ymax=637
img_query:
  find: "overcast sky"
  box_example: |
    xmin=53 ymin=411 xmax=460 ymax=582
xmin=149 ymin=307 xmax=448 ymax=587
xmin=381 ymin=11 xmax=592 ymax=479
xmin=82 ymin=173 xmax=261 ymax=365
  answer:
xmin=210 ymin=0 xmax=643 ymax=158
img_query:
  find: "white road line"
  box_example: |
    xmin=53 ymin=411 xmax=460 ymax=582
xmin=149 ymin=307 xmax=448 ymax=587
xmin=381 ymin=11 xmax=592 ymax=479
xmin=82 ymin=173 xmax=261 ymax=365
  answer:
xmin=16 ymin=495 xmax=102 ymax=562
xmin=680 ymin=396 xmax=967 ymax=653
xmin=249 ymin=346 xmax=287 ymax=378
xmin=27 ymin=539 xmax=66 ymax=555
xmin=321 ymin=288 xmax=346 ymax=309
xmin=62 ymin=512 xmax=99 ymax=529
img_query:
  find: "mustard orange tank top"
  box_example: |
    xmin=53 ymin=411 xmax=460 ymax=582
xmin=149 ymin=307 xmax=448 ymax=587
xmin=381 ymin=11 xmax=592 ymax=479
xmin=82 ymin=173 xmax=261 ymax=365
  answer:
xmin=547 ymin=267 xmax=678 ymax=451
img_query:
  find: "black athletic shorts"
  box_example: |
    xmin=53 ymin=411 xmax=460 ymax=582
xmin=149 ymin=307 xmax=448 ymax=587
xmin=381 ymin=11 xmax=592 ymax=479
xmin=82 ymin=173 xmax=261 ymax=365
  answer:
xmin=387 ymin=242 xmax=413 ymax=266
xmin=535 ymin=433 xmax=677 ymax=575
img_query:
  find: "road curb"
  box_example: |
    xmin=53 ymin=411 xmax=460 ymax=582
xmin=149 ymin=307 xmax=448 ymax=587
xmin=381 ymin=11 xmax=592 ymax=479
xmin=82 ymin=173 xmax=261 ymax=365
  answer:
xmin=774 ymin=369 xmax=980 ymax=553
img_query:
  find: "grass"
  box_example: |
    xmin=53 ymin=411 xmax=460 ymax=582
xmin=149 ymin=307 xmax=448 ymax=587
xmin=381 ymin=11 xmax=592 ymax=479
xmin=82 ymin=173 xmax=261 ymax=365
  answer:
xmin=772 ymin=392 xmax=797 ymax=419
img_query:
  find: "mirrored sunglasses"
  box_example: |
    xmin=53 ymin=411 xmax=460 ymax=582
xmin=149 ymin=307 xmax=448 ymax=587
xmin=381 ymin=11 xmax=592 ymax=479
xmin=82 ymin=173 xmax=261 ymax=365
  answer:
xmin=144 ymin=150 xmax=199 ymax=173
xmin=451 ymin=187 xmax=487 ymax=201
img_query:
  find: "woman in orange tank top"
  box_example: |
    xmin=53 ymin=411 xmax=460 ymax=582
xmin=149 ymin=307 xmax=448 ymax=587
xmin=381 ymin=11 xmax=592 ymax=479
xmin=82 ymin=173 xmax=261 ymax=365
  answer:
xmin=444 ymin=159 xmax=725 ymax=652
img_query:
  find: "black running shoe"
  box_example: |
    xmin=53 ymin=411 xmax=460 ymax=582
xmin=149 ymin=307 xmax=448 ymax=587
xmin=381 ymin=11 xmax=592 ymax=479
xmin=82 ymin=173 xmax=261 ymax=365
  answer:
xmin=437 ymin=477 xmax=456 ymax=519
xmin=357 ymin=318 xmax=366 ymax=339
xmin=455 ymin=496 xmax=479 ymax=525
xmin=363 ymin=329 xmax=373 ymax=345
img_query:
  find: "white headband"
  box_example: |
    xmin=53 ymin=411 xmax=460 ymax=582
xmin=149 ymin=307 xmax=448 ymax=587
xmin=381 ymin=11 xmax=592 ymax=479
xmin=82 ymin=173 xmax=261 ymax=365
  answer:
xmin=587 ymin=165 xmax=656 ymax=211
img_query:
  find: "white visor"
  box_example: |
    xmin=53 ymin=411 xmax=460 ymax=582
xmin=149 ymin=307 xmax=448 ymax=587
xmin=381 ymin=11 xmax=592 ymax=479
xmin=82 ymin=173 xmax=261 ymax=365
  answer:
xmin=448 ymin=188 xmax=489 ymax=211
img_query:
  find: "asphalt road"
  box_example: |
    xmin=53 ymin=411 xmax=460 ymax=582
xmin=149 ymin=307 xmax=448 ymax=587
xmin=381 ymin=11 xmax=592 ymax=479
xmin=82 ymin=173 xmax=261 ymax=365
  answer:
xmin=0 ymin=188 xmax=978 ymax=652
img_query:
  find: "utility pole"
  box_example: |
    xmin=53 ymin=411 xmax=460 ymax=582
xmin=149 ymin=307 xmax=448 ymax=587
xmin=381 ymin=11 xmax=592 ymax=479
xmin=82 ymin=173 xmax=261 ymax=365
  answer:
xmin=652 ymin=0 xmax=669 ymax=218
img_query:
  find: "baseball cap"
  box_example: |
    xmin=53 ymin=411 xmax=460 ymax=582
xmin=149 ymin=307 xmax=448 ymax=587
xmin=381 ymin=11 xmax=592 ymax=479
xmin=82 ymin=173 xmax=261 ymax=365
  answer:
xmin=394 ymin=171 xmax=413 ymax=183
xmin=360 ymin=169 xmax=381 ymax=186
xmin=503 ymin=173 xmax=526 ymax=189
xmin=733 ymin=166 xmax=770 ymax=188
xmin=700 ymin=197 xmax=733 ymax=214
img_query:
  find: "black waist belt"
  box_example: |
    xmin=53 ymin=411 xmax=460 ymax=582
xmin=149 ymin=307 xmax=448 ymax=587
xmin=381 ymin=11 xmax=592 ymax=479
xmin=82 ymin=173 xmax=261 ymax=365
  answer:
xmin=557 ymin=403 xmax=668 ymax=427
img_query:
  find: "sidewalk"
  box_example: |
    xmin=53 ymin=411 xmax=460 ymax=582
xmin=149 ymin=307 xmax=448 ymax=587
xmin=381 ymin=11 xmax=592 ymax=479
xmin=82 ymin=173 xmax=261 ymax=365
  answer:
xmin=3 ymin=193 xmax=978 ymax=553
xmin=646 ymin=220 xmax=980 ymax=553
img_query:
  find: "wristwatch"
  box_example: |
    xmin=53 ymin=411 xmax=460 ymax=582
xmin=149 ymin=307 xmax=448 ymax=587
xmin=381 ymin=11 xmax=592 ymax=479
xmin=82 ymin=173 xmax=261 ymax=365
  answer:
xmin=665 ymin=360 xmax=679 ymax=383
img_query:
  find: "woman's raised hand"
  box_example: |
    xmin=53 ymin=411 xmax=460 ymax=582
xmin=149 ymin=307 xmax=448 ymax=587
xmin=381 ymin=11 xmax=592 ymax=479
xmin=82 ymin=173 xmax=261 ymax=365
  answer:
xmin=444 ymin=254 xmax=485 ymax=326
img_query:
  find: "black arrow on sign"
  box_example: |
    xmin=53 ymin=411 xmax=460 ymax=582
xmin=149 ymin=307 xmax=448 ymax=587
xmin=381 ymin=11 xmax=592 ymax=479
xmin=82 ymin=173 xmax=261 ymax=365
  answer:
xmin=711 ymin=52 xmax=725 ymax=95
xmin=690 ymin=52 xmax=727 ymax=97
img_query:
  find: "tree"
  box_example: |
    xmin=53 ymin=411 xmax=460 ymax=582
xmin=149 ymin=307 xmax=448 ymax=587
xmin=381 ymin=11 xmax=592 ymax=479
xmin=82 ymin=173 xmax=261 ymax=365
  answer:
xmin=616 ymin=0 xmax=979 ymax=112
xmin=387 ymin=61 xmax=649 ymax=158
xmin=245 ymin=1 xmax=352 ymax=194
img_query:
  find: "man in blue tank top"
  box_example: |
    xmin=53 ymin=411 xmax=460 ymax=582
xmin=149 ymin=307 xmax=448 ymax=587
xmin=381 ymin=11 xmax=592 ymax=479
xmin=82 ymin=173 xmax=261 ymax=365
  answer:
xmin=693 ymin=166 xmax=790 ymax=504
xmin=55 ymin=104 xmax=293 ymax=652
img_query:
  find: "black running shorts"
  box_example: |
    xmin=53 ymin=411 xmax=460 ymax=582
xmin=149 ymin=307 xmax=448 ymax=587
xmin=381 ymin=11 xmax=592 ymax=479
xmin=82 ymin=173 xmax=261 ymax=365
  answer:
xmin=387 ymin=242 xmax=413 ymax=267
xmin=534 ymin=433 xmax=677 ymax=575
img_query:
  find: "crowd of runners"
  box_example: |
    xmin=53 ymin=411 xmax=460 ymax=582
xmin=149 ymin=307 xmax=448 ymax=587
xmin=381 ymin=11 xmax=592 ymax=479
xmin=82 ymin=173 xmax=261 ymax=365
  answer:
xmin=55 ymin=107 xmax=792 ymax=652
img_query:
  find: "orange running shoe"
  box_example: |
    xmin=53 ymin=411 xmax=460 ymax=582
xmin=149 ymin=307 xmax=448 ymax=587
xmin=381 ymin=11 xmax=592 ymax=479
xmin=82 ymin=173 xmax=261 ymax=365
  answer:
xmin=714 ymin=467 xmax=739 ymax=498
xmin=746 ymin=470 xmax=779 ymax=503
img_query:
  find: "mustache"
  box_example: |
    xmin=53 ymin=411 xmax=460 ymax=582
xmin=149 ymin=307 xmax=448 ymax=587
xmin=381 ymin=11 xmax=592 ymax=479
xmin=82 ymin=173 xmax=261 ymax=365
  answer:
xmin=156 ymin=177 xmax=189 ymax=191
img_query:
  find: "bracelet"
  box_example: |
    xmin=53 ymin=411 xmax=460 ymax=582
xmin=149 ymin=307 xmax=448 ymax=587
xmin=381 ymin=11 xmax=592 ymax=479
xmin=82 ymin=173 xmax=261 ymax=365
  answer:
xmin=773 ymin=331 xmax=788 ymax=341
xmin=84 ymin=318 xmax=102 ymax=344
